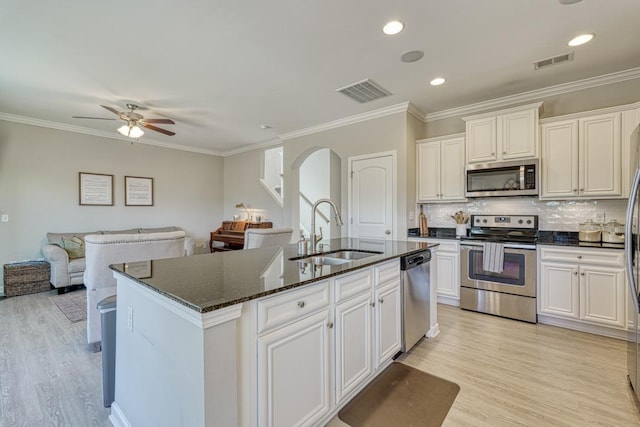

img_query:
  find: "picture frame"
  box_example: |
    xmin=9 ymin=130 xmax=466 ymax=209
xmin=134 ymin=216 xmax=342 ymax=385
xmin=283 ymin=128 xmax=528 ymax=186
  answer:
xmin=79 ymin=172 xmax=114 ymax=206
xmin=125 ymin=176 xmax=154 ymax=206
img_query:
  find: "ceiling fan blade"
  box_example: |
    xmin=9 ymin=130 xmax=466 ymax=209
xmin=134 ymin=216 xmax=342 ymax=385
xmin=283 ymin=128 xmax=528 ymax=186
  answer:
xmin=142 ymin=118 xmax=175 ymax=125
xmin=143 ymin=123 xmax=176 ymax=136
xmin=100 ymin=105 xmax=122 ymax=116
xmin=72 ymin=116 xmax=116 ymax=120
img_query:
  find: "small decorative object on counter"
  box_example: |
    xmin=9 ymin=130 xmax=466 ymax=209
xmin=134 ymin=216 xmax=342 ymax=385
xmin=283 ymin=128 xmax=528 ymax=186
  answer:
xmin=418 ymin=205 xmax=429 ymax=237
xmin=297 ymin=231 xmax=308 ymax=255
xmin=578 ymin=219 xmax=602 ymax=242
xmin=451 ymin=210 xmax=469 ymax=238
xmin=602 ymin=219 xmax=625 ymax=243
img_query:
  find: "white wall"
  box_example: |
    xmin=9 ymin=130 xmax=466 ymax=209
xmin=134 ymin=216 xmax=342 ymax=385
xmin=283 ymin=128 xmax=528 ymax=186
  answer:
xmin=0 ymin=121 xmax=223 ymax=290
xmin=299 ymin=148 xmax=331 ymax=238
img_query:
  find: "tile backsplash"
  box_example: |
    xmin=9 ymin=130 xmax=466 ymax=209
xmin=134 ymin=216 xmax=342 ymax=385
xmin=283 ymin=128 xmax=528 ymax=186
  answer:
xmin=420 ymin=198 xmax=628 ymax=231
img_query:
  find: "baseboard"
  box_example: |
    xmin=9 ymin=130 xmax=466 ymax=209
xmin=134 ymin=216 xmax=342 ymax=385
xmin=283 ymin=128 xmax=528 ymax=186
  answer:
xmin=537 ymin=314 xmax=630 ymax=341
xmin=426 ymin=322 xmax=440 ymax=338
xmin=437 ymin=295 xmax=460 ymax=306
xmin=108 ymin=402 xmax=132 ymax=427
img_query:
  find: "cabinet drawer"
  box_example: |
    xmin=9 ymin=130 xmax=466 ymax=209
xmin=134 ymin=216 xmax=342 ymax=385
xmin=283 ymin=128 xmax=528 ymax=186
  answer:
xmin=335 ymin=268 xmax=372 ymax=303
xmin=374 ymin=260 xmax=400 ymax=287
xmin=257 ymin=281 xmax=330 ymax=334
xmin=426 ymin=240 xmax=459 ymax=252
xmin=539 ymin=246 xmax=624 ymax=266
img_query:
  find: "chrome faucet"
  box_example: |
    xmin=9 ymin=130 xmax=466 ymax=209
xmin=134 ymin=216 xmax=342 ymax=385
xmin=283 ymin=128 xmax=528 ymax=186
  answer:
xmin=310 ymin=198 xmax=344 ymax=251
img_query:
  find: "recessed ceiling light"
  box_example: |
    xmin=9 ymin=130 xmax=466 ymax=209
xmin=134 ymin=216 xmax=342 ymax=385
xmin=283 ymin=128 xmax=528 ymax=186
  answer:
xmin=430 ymin=77 xmax=446 ymax=86
xmin=401 ymin=50 xmax=424 ymax=63
xmin=260 ymin=124 xmax=272 ymax=129
xmin=559 ymin=0 xmax=583 ymax=4
xmin=568 ymin=33 xmax=595 ymax=46
xmin=383 ymin=21 xmax=404 ymax=35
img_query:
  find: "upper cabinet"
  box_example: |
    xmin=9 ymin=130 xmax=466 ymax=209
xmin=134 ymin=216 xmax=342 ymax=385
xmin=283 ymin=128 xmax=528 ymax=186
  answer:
xmin=540 ymin=112 xmax=621 ymax=199
xmin=417 ymin=134 xmax=466 ymax=203
xmin=464 ymin=102 xmax=543 ymax=163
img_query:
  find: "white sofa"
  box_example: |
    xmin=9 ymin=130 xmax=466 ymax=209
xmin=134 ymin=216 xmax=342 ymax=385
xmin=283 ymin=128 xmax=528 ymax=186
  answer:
xmin=84 ymin=231 xmax=186 ymax=349
xmin=41 ymin=226 xmax=194 ymax=292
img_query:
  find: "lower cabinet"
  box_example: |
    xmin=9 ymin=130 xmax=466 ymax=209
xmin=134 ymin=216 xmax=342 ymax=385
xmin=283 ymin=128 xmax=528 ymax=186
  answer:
xmin=425 ymin=239 xmax=460 ymax=305
xmin=254 ymin=260 xmax=402 ymax=426
xmin=257 ymin=309 xmax=332 ymax=427
xmin=538 ymin=246 xmax=626 ymax=331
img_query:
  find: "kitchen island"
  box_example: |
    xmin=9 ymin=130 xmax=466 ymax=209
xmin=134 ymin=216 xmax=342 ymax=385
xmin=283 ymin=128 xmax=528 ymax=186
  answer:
xmin=107 ymin=238 xmax=437 ymax=427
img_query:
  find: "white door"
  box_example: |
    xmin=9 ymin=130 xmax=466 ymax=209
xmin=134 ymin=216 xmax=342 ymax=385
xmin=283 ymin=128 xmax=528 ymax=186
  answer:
xmin=373 ymin=280 xmax=402 ymax=368
xmin=540 ymin=120 xmax=579 ymax=199
xmin=539 ymin=261 xmax=580 ymax=319
xmin=579 ymin=112 xmax=621 ymax=198
xmin=580 ymin=266 xmax=626 ymax=328
xmin=417 ymin=142 xmax=440 ymax=201
xmin=440 ymin=137 xmax=466 ymax=201
xmin=349 ymin=152 xmax=395 ymax=242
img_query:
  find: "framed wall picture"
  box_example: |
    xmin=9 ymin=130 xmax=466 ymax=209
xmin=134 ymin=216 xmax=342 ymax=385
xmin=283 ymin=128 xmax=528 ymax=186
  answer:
xmin=79 ymin=172 xmax=114 ymax=206
xmin=125 ymin=176 xmax=154 ymax=206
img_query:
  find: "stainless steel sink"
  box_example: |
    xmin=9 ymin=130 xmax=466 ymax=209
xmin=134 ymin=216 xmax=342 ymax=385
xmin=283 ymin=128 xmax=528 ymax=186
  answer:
xmin=290 ymin=249 xmax=383 ymax=266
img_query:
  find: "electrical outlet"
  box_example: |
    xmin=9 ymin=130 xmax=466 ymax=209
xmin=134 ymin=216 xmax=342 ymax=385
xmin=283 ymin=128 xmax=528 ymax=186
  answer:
xmin=409 ymin=211 xmax=415 ymax=221
xmin=1 ymin=214 xmax=8 ymax=222
xmin=595 ymin=212 xmax=606 ymax=223
xmin=127 ymin=307 xmax=134 ymax=332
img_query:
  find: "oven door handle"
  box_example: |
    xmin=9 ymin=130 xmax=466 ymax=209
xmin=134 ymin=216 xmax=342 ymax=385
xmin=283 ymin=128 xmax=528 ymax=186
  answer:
xmin=460 ymin=241 xmax=537 ymax=250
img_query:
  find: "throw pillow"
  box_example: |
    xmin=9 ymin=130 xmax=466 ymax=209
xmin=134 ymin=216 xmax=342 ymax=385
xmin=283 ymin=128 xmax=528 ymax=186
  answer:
xmin=61 ymin=236 xmax=85 ymax=259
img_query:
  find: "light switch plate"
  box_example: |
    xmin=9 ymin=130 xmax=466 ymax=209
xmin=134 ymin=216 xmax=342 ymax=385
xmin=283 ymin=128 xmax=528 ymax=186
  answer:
xmin=1 ymin=214 xmax=8 ymax=222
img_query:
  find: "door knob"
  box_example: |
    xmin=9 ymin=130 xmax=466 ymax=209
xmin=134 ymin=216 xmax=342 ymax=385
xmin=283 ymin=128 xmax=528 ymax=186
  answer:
xmin=297 ymin=301 xmax=305 ymax=308
xmin=385 ymin=230 xmax=391 ymax=235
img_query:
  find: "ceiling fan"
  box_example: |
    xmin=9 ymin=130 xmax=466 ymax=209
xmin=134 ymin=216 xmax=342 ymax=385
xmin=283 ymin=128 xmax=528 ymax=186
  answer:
xmin=73 ymin=103 xmax=176 ymax=138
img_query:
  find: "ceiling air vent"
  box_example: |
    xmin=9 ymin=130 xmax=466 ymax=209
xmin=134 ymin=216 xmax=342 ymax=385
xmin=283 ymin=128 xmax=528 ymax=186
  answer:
xmin=534 ymin=52 xmax=574 ymax=70
xmin=336 ymin=79 xmax=392 ymax=103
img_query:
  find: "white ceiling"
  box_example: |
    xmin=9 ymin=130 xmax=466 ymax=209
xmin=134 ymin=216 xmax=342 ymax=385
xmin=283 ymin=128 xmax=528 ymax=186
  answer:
xmin=2 ymin=0 xmax=640 ymax=155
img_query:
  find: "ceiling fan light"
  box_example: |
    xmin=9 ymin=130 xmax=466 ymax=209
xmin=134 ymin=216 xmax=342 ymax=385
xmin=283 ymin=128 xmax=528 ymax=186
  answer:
xmin=117 ymin=124 xmax=144 ymax=138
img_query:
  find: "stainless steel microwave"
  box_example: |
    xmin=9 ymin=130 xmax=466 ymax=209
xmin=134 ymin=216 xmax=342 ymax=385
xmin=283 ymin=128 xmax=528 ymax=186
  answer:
xmin=465 ymin=159 xmax=539 ymax=197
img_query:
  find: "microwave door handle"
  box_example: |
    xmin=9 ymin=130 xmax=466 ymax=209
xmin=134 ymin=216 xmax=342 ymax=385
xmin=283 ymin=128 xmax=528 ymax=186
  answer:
xmin=625 ymin=168 xmax=640 ymax=313
xmin=519 ymin=165 xmax=525 ymax=191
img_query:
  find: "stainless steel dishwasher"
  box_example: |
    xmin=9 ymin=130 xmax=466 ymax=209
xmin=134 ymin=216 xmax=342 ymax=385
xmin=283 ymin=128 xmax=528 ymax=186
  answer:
xmin=400 ymin=249 xmax=432 ymax=352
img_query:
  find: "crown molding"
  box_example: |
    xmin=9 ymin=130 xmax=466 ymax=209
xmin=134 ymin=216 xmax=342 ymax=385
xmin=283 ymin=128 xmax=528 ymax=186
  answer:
xmin=424 ymin=67 xmax=640 ymax=122
xmin=279 ymin=101 xmax=412 ymax=142
xmin=222 ymin=136 xmax=283 ymax=157
xmin=0 ymin=112 xmax=224 ymax=156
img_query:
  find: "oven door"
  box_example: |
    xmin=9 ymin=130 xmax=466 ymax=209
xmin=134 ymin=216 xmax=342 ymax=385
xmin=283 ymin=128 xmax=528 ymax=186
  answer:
xmin=460 ymin=241 xmax=536 ymax=297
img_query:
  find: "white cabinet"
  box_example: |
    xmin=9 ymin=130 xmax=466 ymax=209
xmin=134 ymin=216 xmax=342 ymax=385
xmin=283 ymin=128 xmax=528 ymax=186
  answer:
xmin=257 ymin=281 xmax=331 ymax=427
xmin=334 ymin=260 xmax=401 ymax=405
xmin=418 ymin=239 xmax=460 ymax=305
xmin=417 ymin=134 xmax=466 ymax=202
xmin=463 ymin=102 xmax=542 ymax=163
xmin=538 ymin=246 xmax=626 ymax=331
xmin=540 ymin=112 xmax=622 ymax=199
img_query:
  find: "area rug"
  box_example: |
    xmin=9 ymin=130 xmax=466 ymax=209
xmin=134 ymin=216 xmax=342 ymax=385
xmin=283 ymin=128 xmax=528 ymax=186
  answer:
xmin=49 ymin=290 xmax=86 ymax=323
xmin=338 ymin=362 xmax=460 ymax=427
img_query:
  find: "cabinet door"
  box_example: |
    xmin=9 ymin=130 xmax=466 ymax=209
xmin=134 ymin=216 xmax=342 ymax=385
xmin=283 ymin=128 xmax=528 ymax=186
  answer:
xmin=435 ymin=251 xmax=460 ymax=299
xmin=539 ymin=261 xmax=580 ymax=319
xmin=580 ymin=266 xmax=626 ymax=328
xmin=417 ymin=141 xmax=441 ymax=201
xmin=579 ymin=112 xmax=621 ymax=198
xmin=373 ymin=280 xmax=402 ymax=368
xmin=440 ymin=137 xmax=466 ymax=201
xmin=540 ymin=120 xmax=579 ymax=199
xmin=257 ymin=309 xmax=331 ymax=427
xmin=466 ymin=117 xmax=497 ymax=163
xmin=501 ymin=109 xmax=537 ymax=160
xmin=334 ymin=292 xmax=372 ymax=404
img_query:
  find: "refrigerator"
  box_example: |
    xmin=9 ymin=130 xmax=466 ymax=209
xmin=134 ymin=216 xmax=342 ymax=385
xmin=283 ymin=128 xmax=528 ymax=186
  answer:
xmin=626 ymin=124 xmax=640 ymax=401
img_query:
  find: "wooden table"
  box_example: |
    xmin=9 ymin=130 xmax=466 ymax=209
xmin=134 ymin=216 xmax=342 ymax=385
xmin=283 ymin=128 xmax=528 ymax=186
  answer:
xmin=209 ymin=221 xmax=273 ymax=252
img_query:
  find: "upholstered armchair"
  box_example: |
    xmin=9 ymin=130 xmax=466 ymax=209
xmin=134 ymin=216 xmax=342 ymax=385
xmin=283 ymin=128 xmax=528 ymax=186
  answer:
xmin=83 ymin=231 xmax=186 ymax=350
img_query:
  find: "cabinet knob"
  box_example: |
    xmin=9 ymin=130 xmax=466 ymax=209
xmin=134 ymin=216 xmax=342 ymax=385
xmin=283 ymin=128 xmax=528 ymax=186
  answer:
xmin=502 ymin=151 xmax=506 ymax=155
xmin=491 ymin=152 xmax=495 ymax=156
xmin=577 ymin=255 xmax=582 ymax=259
xmin=573 ymin=189 xmax=578 ymax=192
xmin=579 ymin=188 xmax=584 ymax=192
xmin=327 ymin=322 xmax=334 ymax=329
xmin=370 ymin=302 xmax=376 ymax=307
xmin=378 ymin=298 xmax=384 ymax=304
xmin=385 ymin=230 xmax=391 ymax=235
xmin=297 ymin=301 xmax=305 ymax=308
xmin=580 ymin=272 xmax=585 ymax=276
xmin=573 ymin=271 xmax=578 ymax=275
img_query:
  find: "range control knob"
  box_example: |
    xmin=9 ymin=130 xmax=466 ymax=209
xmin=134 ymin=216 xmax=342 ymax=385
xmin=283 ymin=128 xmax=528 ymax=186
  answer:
xmin=527 ymin=220 xmax=532 ymax=224
xmin=483 ymin=219 xmax=488 ymax=224
xmin=475 ymin=218 xmax=480 ymax=223
xmin=518 ymin=219 xmax=523 ymax=224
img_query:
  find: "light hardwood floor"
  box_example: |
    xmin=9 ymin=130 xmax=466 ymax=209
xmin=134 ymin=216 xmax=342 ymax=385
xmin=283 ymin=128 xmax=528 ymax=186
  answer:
xmin=2 ymin=291 xmax=639 ymax=426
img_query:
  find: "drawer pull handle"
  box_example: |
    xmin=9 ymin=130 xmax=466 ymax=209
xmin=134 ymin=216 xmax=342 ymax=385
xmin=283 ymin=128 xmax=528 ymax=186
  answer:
xmin=297 ymin=301 xmax=305 ymax=308
xmin=327 ymin=322 xmax=334 ymax=329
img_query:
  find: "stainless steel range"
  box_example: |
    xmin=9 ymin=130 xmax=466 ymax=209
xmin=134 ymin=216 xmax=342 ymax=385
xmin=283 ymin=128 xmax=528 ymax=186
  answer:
xmin=459 ymin=214 xmax=538 ymax=323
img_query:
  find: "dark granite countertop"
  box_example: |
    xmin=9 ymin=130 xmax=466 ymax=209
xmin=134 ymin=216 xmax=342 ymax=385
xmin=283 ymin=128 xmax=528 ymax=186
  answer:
xmin=408 ymin=227 xmax=459 ymax=240
xmin=537 ymin=231 xmax=624 ymax=250
xmin=110 ymin=238 xmax=435 ymax=314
